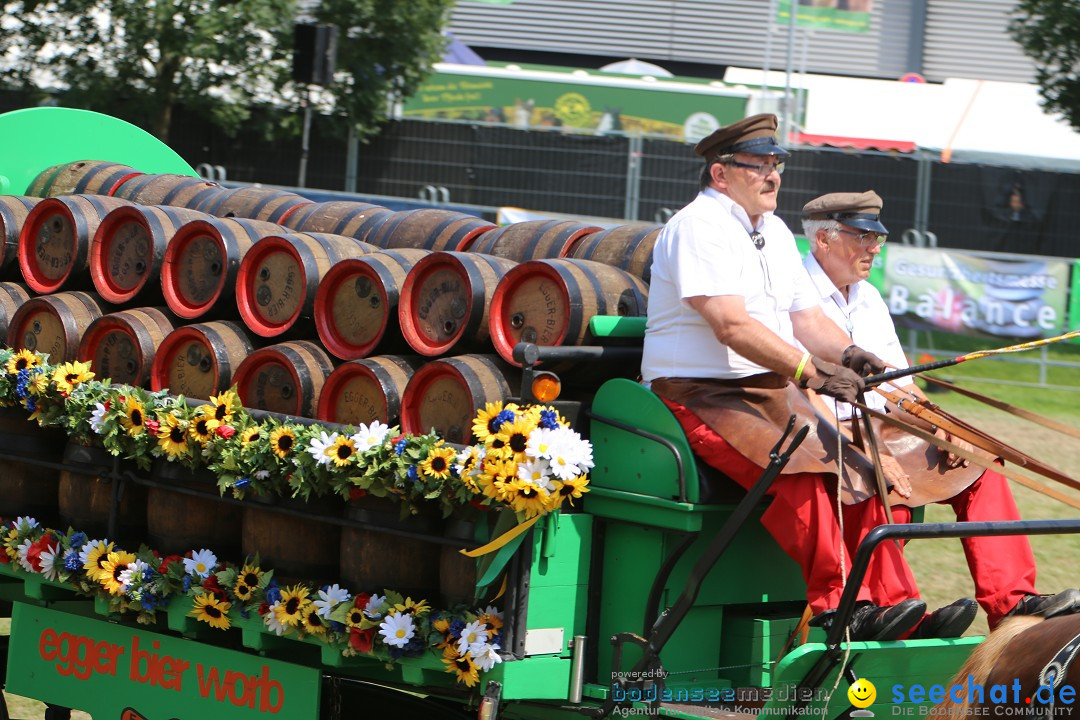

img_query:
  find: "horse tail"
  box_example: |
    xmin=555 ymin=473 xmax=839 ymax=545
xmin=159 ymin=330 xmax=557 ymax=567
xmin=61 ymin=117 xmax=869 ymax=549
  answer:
xmin=936 ymin=616 xmax=1045 ymax=715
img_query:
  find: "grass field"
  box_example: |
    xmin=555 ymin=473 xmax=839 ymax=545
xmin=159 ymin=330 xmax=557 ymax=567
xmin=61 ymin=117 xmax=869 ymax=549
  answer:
xmin=2 ymin=350 xmax=1079 ymax=717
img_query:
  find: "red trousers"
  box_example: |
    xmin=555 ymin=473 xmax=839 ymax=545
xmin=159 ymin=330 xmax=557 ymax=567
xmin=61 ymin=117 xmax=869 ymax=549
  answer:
xmin=844 ymin=469 xmax=1036 ymax=628
xmin=665 ymin=399 xmax=919 ymax=614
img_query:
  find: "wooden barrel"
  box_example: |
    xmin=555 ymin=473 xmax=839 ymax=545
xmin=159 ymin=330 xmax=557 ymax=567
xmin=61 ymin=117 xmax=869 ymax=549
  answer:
xmin=339 ymin=497 xmax=442 ymax=598
xmin=400 ymin=354 xmax=515 ymax=444
xmin=314 ymin=249 xmax=429 ymax=361
xmin=0 ymin=282 xmax=30 ymax=340
xmin=7 ymin=291 xmax=110 ymax=363
xmin=18 ymin=195 xmax=134 ymax=294
xmin=242 ymin=495 xmax=340 ymax=584
xmin=150 ymin=321 xmax=256 ymax=399
xmin=193 ymin=186 xmax=314 ymax=224
xmin=466 ymin=219 xmax=602 ymax=262
xmin=59 ymin=443 xmax=147 ymax=542
xmin=1 ymin=196 xmax=41 ymax=276
xmin=77 ymin=307 xmax=175 ymax=387
xmin=279 ymin=201 xmax=395 ymax=241
xmin=366 ymin=209 xmax=495 ymax=252
xmin=488 ymin=258 xmax=649 ymax=366
xmin=235 ymin=232 xmax=377 ymax=338
xmin=567 ymin=223 xmax=662 ymax=283
xmin=112 ymin=173 xmax=226 ymax=210
xmin=440 ymin=517 xmax=480 ymax=606
xmin=160 ymin=217 xmax=284 ymax=319
xmin=233 ymin=340 xmax=335 ymax=418
xmin=147 ymin=463 xmax=242 ymax=557
xmin=90 ymin=204 xmax=208 ymax=304
xmin=26 ymin=161 xmax=142 ymax=198
xmin=316 ymin=355 xmax=422 ymax=425
xmin=0 ymin=407 xmax=64 ymax=527
xmin=398 ymin=251 xmax=517 ymax=356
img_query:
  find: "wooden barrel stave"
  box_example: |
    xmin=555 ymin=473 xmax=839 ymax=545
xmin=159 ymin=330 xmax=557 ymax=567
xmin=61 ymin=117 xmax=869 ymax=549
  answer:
xmin=194 ymin=187 xmax=313 ymax=224
xmin=112 ymin=174 xmax=226 ymax=209
xmin=567 ymin=223 xmax=661 ymax=283
xmin=26 ymin=161 xmax=142 ymax=198
xmin=466 ymin=219 xmax=601 ymax=262
xmin=339 ymin=497 xmax=442 ymax=598
xmin=0 ymin=282 xmax=31 ymax=340
xmin=366 ymin=209 xmax=495 ymax=252
xmin=280 ymin=201 xmax=395 ymax=242
xmin=242 ymin=495 xmax=341 ymax=584
xmin=1 ymin=196 xmax=41 ymax=275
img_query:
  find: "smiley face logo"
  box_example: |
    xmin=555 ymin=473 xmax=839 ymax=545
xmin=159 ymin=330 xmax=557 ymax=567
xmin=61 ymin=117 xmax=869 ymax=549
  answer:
xmin=848 ymin=678 xmax=876 ymax=708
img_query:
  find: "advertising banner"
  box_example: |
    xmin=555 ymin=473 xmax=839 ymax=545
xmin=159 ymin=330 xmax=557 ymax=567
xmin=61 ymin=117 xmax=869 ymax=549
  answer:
xmin=883 ymin=245 xmax=1070 ymax=340
xmin=776 ymin=0 xmax=874 ymax=33
xmin=402 ymin=67 xmax=755 ymax=141
xmin=7 ymin=602 xmax=320 ymax=718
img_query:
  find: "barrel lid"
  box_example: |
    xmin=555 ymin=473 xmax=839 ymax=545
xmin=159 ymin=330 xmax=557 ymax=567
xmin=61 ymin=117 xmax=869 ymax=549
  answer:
xmin=400 ymin=359 xmax=477 ymax=444
xmin=8 ymin=299 xmax=67 ymax=361
xmin=317 ymin=361 xmax=390 ymax=425
xmin=90 ymin=206 xmax=155 ymax=303
xmin=398 ymin=253 xmax=474 ymax=357
xmin=315 ymin=258 xmax=393 ymax=360
xmin=18 ymin=198 xmax=79 ymax=293
xmin=236 ymin=235 xmax=307 ymax=337
xmin=233 ymin=347 xmax=305 ymax=417
xmin=161 ymin=221 xmax=228 ymax=319
xmin=78 ymin=315 xmax=145 ymax=385
xmin=489 ymin=261 xmax=572 ymax=366
xmin=151 ymin=324 xmax=225 ymax=397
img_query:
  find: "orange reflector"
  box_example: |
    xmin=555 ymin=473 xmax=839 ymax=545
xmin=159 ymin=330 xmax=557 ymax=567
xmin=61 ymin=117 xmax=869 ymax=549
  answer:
xmin=531 ymin=372 xmax=561 ymax=402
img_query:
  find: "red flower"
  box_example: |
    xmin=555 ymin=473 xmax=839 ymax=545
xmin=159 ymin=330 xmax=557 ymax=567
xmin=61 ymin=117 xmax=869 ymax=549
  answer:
xmin=144 ymin=419 xmax=160 ymax=434
xmin=158 ymin=554 xmax=183 ymax=574
xmin=470 ymin=499 xmax=492 ymax=512
xmin=103 ymin=400 xmax=111 ymax=412
xmin=258 ymin=601 xmax=270 ymax=616
xmin=202 ymin=574 xmax=227 ymax=601
xmin=0 ymin=551 xmax=10 ymax=565
xmin=354 ymin=592 xmax=371 ymax=610
xmin=349 ymin=487 xmax=367 ymax=501
xmin=350 ymin=627 xmax=375 ymax=654
xmin=215 ymin=424 xmax=236 ymax=439
xmin=26 ymin=535 xmax=55 ymax=572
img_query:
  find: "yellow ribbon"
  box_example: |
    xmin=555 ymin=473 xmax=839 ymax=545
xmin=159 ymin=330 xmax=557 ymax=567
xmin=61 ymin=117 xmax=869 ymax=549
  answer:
xmin=459 ymin=514 xmax=541 ymax=557
xmin=489 ymin=574 xmax=508 ymax=602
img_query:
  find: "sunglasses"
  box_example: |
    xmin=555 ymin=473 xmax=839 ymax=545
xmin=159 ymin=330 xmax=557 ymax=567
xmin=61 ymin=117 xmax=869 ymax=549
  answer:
xmin=837 ymin=227 xmax=887 ymax=248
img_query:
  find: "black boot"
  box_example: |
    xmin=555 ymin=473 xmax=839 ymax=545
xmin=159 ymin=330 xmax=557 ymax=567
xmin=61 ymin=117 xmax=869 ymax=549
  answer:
xmin=1006 ymin=588 xmax=1080 ymax=620
xmin=811 ymin=598 xmax=926 ymax=642
xmin=910 ymin=598 xmax=977 ymax=639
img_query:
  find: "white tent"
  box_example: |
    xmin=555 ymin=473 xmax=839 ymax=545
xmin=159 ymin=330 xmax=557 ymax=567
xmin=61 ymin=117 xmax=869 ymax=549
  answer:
xmin=724 ymin=68 xmax=1080 ymax=171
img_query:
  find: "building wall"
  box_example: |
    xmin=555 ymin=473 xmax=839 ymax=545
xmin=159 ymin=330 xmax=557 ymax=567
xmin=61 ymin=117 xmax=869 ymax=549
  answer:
xmin=448 ymin=0 xmax=1036 ymax=83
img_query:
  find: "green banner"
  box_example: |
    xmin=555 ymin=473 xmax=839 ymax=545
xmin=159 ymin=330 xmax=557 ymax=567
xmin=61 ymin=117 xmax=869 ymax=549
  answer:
xmin=776 ymin=0 xmax=873 ymax=33
xmin=883 ymin=245 xmax=1070 ymax=340
xmin=7 ymin=602 xmax=320 ymax=718
xmin=402 ymin=68 xmax=754 ymax=141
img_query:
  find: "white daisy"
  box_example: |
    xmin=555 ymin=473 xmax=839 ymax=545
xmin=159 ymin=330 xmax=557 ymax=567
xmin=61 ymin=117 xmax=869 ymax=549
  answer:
xmin=79 ymin=539 xmax=108 ymax=566
xmin=456 ymin=619 xmax=489 ymax=656
xmin=16 ymin=538 xmax=36 ymax=573
xmin=38 ymin=543 xmax=62 ymax=581
xmin=89 ymin=402 xmax=108 ymax=433
xmin=379 ymin=612 xmax=416 ymax=648
xmin=314 ymin=584 xmax=352 ymax=618
xmin=516 ymin=458 xmax=556 ymax=492
xmin=481 ymin=605 xmax=503 ymax=621
xmin=351 ymin=421 xmax=390 ymax=452
xmin=307 ymin=431 xmax=339 ymax=466
xmin=182 ymin=548 xmax=218 ymax=579
xmin=525 ymin=427 xmax=557 ymax=460
xmin=264 ymin=602 xmax=287 ymax=636
xmin=454 ymin=445 xmax=485 ymax=477
xmin=14 ymin=516 xmax=39 ymax=533
xmin=254 ymin=470 xmax=271 ymax=480
xmin=472 ymin=642 xmax=503 ymax=672
xmin=118 ymin=558 xmax=150 ymax=592
xmin=365 ymin=593 xmax=386 ymax=618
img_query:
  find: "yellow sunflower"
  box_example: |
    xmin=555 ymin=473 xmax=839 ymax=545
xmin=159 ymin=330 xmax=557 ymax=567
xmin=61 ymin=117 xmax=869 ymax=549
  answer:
xmin=269 ymin=426 xmax=295 ymax=458
xmin=27 ymin=371 xmax=49 ymax=396
xmin=209 ymin=389 xmax=241 ymax=423
xmin=300 ymin=606 xmax=327 ymax=636
xmin=503 ymin=478 xmax=553 ymax=519
xmin=442 ymin=646 xmax=480 ymax=687
xmin=82 ymin=540 xmax=115 ymax=582
xmin=493 ymin=415 xmax=538 ymax=462
xmin=237 ymin=563 xmax=263 ymax=590
xmin=241 ymin=426 xmax=262 ymax=444
xmin=274 ymin=584 xmax=311 ymax=627
xmin=119 ymin=396 xmax=147 ymax=437
xmin=479 ymin=611 xmax=503 ymax=636
xmin=327 ymin=434 xmax=357 ymax=467
xmin=394 ymin=597 xmax=431 ymax=617
xmin=234 ymin=582 xmax=253 ymax=602
xmin=189 ymin=413 xmax=219 ymax=445
xmin=99 ymin=550 xmax=137 ymax=596
xmin=478 ymin=457 xmax=517 ymax=502
xmin=420 ymin=444 xmax=457 ymax=480
xmin=51 ymin=360 xmax=94 ymax=393
xmin=345 ymin=605 xmax=366 ymax=628
xmin=552 ymin=475 xmax=590 ymax=507
xmin=190 ymin=593 xmax=232 ymax=630
xmin=471 ymin=401 xmax=519 ymax=443
xmin=156 ymin=413 xmax=190 ymax=458
xmin=6 ymin=349 xmax=39 ymax=375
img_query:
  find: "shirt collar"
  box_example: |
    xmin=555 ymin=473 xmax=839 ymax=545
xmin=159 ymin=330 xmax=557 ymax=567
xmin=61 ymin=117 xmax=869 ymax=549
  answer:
xmin=803 ymin=251 xmax=861 ymax=309
xmin=701 ymin=187 xmax=769 ymax=233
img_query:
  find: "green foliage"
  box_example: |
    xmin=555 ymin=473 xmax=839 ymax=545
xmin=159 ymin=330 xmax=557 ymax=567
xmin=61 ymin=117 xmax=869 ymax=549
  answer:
xmin=313 ymin=0 xmax=454 ymax=140
xmin=0 ymin=0 xmax=297 ymax=138
xmin=1010 ymin=0 xmax=1080 ymax=132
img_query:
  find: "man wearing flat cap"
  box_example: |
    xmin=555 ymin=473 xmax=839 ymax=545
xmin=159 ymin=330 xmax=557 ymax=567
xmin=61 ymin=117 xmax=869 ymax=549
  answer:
xmin=803 ymin=190 xmax=1080 ymax=631
xmin=642 ymin=113 xmax=936 ymax=642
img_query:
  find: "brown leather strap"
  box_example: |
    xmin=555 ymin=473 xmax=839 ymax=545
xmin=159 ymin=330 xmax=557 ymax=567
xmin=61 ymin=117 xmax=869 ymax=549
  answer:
xmin=922 ymin=375 xmax=1080 ymax=441
xmin=854 ymin=402 xmax=1080 ymax=511
xmin=776 ymin=604 xmax=815 ymax=664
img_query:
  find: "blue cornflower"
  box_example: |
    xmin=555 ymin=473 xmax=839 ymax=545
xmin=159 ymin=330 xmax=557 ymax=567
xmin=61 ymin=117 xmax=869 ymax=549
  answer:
xmin=394 ymin=438 xmax=408 ymax=455
xmin=235 ymin=477 xmax=251 ymax=489
xmin=24 ymin=396 xmax=36 ymax=412
xmin=493 ymin=409 xmax=516 ymax=431
xmin=266 ymin=581 xmax=282 ymax=605
xmin=68 ymin=532 xmax=87 ymax=549
xmin=63 ymin=550 xmax=81 ymax=572
xmin=407 ymin=465 xmax=419 ymax=483
xmin=539 ymin=409 xmax=559 ymax=430
xmin=448 ymin=618 xmax=467 ymax=640
xmin=14 ymin=368 xmax=30 ymax=398
xmin=182 ymin=575 xmax=191 ymax=592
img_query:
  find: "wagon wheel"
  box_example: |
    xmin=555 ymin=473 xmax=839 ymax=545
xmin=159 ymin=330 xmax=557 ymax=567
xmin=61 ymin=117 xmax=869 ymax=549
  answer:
xmin=320 ymin=677 xmax=472 ymax=720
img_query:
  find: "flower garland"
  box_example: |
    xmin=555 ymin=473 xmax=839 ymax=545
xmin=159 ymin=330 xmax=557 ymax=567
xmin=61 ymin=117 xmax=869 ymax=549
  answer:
xmin=0 ymin=346 xmax=594 ymax=685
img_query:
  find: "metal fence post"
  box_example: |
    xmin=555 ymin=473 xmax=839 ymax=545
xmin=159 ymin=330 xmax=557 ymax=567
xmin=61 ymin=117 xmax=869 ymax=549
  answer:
xmin=624 ymin=134 xmax=643 ymax=221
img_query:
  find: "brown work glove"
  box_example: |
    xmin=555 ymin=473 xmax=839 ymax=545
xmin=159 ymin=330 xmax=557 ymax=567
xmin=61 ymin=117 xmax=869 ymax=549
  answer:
xmin=799 ymin=357 xmax=865 ymax=404
xmin=841 ymin=344 xmax=888 ymax=376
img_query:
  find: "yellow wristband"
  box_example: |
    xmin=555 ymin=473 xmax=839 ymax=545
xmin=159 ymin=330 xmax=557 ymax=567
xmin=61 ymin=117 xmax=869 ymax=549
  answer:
xmin=794 ymin=352 xmax=812 ymax=383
